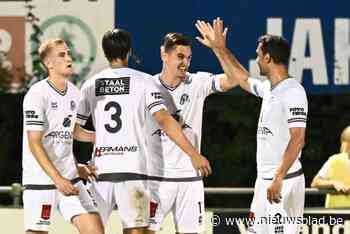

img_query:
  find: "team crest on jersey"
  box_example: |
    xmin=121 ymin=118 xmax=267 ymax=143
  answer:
xmin=70 ymin=100 xmax=76 ymax=111
xmin=180 ymin=94 xmax=190 ymax=105
xmin=95 ymin=77 xmax=130 ymax=96
xmin=51 ymin=102 xmax=58 ymax=109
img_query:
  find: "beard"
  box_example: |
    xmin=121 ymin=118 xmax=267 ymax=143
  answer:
xmin=258 ymin=63 xmax=266 ymax=76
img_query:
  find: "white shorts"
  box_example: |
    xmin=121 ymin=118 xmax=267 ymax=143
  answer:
xmin=148 ymin=180 xmax=205 ymax=233
xmin=23 ymin=181 xmax=97 ymax=232
xmin=247 ymin=174 xmax=305 ymax=234
xmin=89 ymin=180 xmax=149 ymax=229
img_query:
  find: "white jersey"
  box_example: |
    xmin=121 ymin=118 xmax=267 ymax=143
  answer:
xmin=249 ymin=77 xmax=308 ymax=178
xmin=77 ymin=67 xmax=166 ymax=179
xmin=146 ymin=72 xmax=222 ymax=178
xmin=22 ymin=79 xmax=80 ymax=185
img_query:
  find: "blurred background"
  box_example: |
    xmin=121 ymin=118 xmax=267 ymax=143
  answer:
xmin=1 ymin=0 xmax=350 ymax=233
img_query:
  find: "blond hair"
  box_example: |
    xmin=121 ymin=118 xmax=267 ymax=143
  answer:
xmin=38 ymin=38 xmax=65 ymax=62
xmin=340 ymin=126 xmax=350 ymax=153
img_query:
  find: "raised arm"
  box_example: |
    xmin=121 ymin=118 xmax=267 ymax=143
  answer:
xmin=195 ymin=17 xmax=251 ymax=93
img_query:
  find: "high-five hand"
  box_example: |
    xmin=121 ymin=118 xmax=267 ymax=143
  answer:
xmin=195 ymin=17 xmax=228 ymax=50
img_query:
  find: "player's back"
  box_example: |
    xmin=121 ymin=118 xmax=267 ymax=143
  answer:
xmin=78 ymin=67 xmax=157 ymax=177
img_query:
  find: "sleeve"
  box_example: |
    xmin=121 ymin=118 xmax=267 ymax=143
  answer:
xmin=23 ymin=90 xmax=46 ymax=131
xmin=76 ymin=82 xmax=91 ymax=125
xmin=248 ymin=77 xmax=268 ymax=98
xmin=195 ymin=72 xmax=223 ymax=98
xmin=145 ymin=81 xmax=167 ymax=115
xmin=316 ymin=160 xmax=330 ymax=179
xmin=282 ymin=87 xmax=308 ymax=128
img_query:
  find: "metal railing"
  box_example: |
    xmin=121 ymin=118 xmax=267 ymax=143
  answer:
xmin=0 ymin=184 xmax=336 ymax=208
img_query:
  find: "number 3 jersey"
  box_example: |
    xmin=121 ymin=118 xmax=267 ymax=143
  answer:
xmin=147 ymin=72 xmax=223 ymax=178
xmin=22 ymin=79 xmax=80 ymax=185
xmin=77 ymin=68 xmax=167 ymax=177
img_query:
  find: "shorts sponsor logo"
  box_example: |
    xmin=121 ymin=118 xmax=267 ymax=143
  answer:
xmin=40 ymin=204 xmax=52 ymax=220
xmin=95 ymin=77 xmax=130 ymax=96
xmin=94 ymin=145 xmax=138 ymax=157
xmin=25 ymin=110 xmax=38 ymax=119
xmin=289 ymin=107 xmax=306 ymax=116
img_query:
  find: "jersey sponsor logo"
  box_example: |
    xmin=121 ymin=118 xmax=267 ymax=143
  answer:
xmin=152 ymin=129 xmax=166 ymax=137
xmin=257 ymin=126 xmax=274 ymax=136
xmin=180 ymin=93 xmax=190 ymax=105
xmin=51 ymin=102 xmax=58 ymax=109
xmin=25 ymin=110 xmax=38 ymax=119
xmin=40 ymin=204 xmax=52 ymax=220
xmin=95 ymin=77 xmax=130 ymax=96
xmin=151 ymin=92 xmax=163 ymax=100
xmin=62 ymin=115 xmax=72 ymax=127
xmin=289 ymin=107 xmax=306 ymax=116
xmin=94 ymin=145 xmax=138 ymax=157
xmin=45 ymin=131 xmax=73 ymax=140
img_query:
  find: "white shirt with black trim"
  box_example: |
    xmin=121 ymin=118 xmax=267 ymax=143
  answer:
xmin=77 ymin=67 xmax=167 ymax=176
xmin=146 ymin=72 xmax=223 ymax=178
xmin=249 ymin=77 xmax=308 ymax=178
xmin=22 ymin=79 xmax=80 ymax=185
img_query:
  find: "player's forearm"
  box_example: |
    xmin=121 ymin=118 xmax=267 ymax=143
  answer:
xmin=311 ymin=177 xmax=337 ymax=189
xmin=73 ymin=124 xmax=95 ymax=143
xmin=212 ymin=47 xmax=250 ymax=91
xmin=274 ymin=137 xmax=305 ymax=181
xmin=158 ymin=114 xmax=199 ymax=159
xmin=28 ymin=141 xmax=62 ymax=182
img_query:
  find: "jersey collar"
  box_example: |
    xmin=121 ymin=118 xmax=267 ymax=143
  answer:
xmin=46 ymin=79 xmax=67 ymax=96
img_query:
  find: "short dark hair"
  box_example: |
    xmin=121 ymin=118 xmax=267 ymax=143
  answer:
xmin=162 ymin=32 xmax=191 ymax=52
xmin=102 ymin=28 xmax=131 ymax=62
xmin=258 ymin=34 xmax=290 ymax=66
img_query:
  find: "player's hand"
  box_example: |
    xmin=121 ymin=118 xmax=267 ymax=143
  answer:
xmin=267 ymin=178 xmax=283 ymax=204
xmin=333 ymin=181 xmax=349 ymax=193
xmin=77 ymin=163 xmax=98 ymax=182
xmin=54 ymin=176 xmax=79 ymax=196
xmin=195 ymin=17 xmax=227 ymax=50
xmin=190 ymin=154 xmax=212 ymax=177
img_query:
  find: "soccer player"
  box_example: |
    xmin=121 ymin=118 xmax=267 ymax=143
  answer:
xmin=75 ymin=29 xmax=211 ymax=234
xmin=146 ymin=28 xmax=239 ymax=234
xmin=22 ymin=39 xmax=104 ymax=234
xmin=197 ymin=18 xmax=307 ymax=234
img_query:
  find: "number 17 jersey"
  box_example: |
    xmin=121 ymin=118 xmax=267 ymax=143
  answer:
xmin=77 ymin=67 xmax=166 ymax=178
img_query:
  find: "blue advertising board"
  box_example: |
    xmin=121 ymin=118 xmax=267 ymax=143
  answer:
xmin=116 ymin=0 xmax=350 ymax=94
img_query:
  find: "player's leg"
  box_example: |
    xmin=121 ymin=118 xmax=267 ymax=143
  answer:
xmin=173 ymin=180 xmax=205 ymax=234
xmin=287 ymin=175 xmax=305 ymax=234
xmin=23 ymin=189 xmax=56 ymax=234
xmin=267 ymin=175 xmax=305 ymax=234
xmin=247 ymin=178 xmax=268 ymax=234
xmin=146 ymin=181 xmax=177 ymax=234
xmin=114 ymin=180 xmax=150 ymax=234
xmin=58 ymin=181 xmax=104 ymax=234
xmin=87 ymin=181 xmax=115 ymax=225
